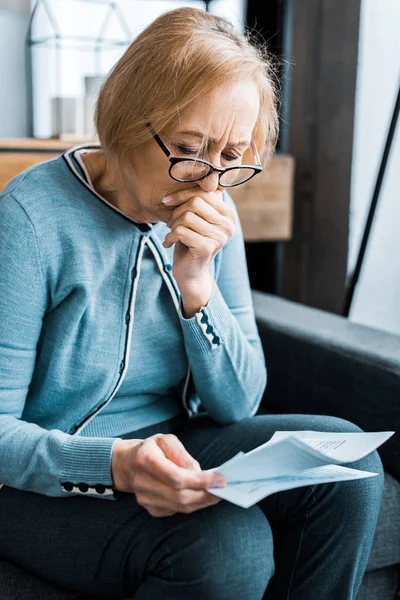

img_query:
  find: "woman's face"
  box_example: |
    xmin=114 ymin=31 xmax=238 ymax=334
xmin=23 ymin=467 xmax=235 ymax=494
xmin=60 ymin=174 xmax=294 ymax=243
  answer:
xmin=127 ymin=78 xmax=260 ymax=223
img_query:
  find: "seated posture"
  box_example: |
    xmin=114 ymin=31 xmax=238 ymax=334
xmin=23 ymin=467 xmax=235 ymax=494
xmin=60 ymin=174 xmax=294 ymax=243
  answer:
xmin=0 ymin=7 xmax=383 ymax=599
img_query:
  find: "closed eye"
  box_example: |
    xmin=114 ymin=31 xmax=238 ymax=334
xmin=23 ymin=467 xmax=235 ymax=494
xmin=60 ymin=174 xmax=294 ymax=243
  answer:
xmin=176 ymin=145 xmax=201 ymax=157
xmin=222 ymin=154 xmax=241 ymax=162
xmin=176 ymin=145 xmax=241 ymax=162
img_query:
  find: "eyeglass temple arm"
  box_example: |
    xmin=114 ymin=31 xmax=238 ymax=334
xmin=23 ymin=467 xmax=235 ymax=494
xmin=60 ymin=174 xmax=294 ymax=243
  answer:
xmin=146 ymin=122 xmax=171 ymax=158
xmin=251 ymin=137 xmax=262 ymax=167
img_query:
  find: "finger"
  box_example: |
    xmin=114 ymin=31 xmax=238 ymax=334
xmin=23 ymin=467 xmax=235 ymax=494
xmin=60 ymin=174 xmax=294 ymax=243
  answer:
xmin=146 ymin=506 xmax=176 ymax=518
xmin=135 ymin=438 xmax=225 ymax=490
xmin=168 ymin=212 xmax=226 ymax=242
xmin=167 ymin=196 xmax=225 ymax=230
xmin=163 ymin=225 xmax=220 ymax=253
xmin=162 ymin=188 xmax=222 ymax=208
xmin=200 ymin=195 xmax=236 ymax=221
xmin=163 ymin=189 xmax=236 ymax=223
xmin=146 ymin=494 xmax=222 ymax=518
xmin=136 ymin=477 xmax=222 ymax=512
xmin=171 ymin=190 xmax=235 ymax=222
xmin=155 ymin=434 xmax=201 ymax=471
xmin=147 ymin=495 xmax=222 ymax=515
xmin=140 ymin=492 xmax=223 ymax=516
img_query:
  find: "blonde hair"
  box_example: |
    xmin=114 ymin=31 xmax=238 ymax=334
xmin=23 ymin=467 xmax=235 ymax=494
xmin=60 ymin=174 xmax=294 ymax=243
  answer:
xmin=95 ymin=7 xmax=279 ymax=174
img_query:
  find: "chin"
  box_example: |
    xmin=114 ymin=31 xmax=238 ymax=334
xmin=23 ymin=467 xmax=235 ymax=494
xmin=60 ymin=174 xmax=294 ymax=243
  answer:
xmin=156 ymin=205 xmax=173 ymax=223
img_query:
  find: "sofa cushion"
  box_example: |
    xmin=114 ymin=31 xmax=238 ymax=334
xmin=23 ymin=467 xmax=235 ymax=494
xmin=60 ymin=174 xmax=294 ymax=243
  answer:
xmin=253 ymin=291 xmax=400 ymax=481
xmin=358 ymin=566 xmax=399 ymax=600
xmin=367 ymin=472 xmax=400 ymax=571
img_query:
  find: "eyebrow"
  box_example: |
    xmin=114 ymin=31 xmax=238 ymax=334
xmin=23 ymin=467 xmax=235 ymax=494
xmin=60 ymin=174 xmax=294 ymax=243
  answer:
xmin=176 ymin=130 xmax=250 ymax=149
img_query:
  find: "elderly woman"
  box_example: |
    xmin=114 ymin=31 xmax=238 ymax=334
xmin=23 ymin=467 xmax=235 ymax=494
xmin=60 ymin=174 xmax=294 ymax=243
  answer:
xmin=0 ymin=7 xmax=382 ymax=600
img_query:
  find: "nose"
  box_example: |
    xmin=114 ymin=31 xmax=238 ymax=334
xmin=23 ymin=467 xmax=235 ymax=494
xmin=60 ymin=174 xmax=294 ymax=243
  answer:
xmin=197 ymin=170 xmax=221 ymax=193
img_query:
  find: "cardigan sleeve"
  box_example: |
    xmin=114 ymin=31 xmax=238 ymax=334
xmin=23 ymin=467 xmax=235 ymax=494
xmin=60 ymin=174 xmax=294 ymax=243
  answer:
xmin=179 ymin=191 xmax=267 ymax=424
xmin=0 ymin=193 xmax=118 ymax=499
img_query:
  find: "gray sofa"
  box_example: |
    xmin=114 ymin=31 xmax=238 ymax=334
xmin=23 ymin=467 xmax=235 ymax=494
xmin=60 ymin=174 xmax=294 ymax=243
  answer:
xmin=1 ymin=290 xmax=399 ymax=599
xmin=253 ymin=291 xmax=400 ymax=600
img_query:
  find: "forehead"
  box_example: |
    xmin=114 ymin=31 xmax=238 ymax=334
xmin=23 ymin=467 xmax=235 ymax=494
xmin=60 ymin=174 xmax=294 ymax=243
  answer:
xmin=173 ymin=80 xmax=260 ymax=143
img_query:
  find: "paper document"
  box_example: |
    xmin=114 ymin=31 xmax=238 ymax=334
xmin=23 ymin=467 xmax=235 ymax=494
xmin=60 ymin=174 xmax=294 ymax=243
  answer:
xmin=207 ymin=430 xmax=393 ymax=509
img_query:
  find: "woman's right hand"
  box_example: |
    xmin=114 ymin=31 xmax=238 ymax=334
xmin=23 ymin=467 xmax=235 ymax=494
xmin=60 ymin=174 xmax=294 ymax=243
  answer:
xmin=111 ymin=434 xmax=226 ymax=517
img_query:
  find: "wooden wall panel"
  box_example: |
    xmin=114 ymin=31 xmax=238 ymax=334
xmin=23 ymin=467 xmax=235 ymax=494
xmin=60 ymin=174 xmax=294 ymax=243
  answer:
xmin=283 ymin=0 xmax=361 ymax=313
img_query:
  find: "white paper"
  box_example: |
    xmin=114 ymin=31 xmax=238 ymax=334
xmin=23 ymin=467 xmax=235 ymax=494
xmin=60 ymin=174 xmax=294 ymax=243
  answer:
xmin=206 ymin=430 xmax=393 ymax=508
xmin=254 ymin=430 xmax=394 ymax=463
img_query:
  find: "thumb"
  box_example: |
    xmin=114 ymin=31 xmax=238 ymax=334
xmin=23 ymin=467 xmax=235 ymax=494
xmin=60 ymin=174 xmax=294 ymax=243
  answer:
xmin=155 ymin=434 xmax=201 ymax=471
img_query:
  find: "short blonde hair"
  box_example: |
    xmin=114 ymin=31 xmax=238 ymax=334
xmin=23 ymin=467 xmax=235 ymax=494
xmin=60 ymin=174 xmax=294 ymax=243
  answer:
xmin=95 ymin=7 xmax=279 ymax=173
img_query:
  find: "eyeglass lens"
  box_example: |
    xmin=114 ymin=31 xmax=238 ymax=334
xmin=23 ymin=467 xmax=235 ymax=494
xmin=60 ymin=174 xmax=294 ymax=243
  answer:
xmin=170 ymin=160 xmax=255 ymax=186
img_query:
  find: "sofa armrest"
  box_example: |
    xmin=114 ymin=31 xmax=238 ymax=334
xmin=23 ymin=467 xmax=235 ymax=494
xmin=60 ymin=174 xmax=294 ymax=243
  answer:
xmin=252 ymin=290 xmax=400 ymax=478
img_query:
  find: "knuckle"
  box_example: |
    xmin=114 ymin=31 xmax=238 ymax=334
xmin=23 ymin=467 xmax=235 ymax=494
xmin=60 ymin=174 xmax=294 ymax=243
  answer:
xmin=177 ymin=490 xmax=191 ymax=505
xmin=175 ymin=224 xmax=186 ymax=236
xmin=136 ymin=443 xmax=150 ymax=463
xmin=205 ymin=240 xmax=215 ymax=254
xmin=135 ymin=493 xmax=146 ymax=507
xmin=170 ymin=474 xmax=184 ymax=490
xmin=182 ymin=212 xmax=194 ymax=225
xmin=130 ymin=473 xmax=139 ymax=489
xmin=191 ymin=197 xmax=203 ymax=211
xmin=162 ymin=433 xmax=179 ymax=445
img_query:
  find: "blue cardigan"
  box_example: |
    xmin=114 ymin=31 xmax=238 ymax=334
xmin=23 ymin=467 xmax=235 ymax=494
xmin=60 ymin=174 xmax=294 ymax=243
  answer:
xmin=0 ymin=147 xmax=267 ymax=499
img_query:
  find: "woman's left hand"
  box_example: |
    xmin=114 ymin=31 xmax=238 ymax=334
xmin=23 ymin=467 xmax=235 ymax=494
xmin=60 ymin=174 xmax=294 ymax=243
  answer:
xmin=162 ymin=189 xmax=236 ymax=314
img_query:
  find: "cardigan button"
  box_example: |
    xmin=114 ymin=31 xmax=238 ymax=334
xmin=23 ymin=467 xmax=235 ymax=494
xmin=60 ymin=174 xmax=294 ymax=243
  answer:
xmin=131 ymin=266 xmax=137 ymax=280
xmin=78 ymin=483 xmax=89 ymax=493
xmin=137 ymin=223 xmax=151 ymax=232
xmin=125 ymin=313 xmax=130 ymax=324
xmin=206 ymin=325 xmax=213 ymax=335
xmin=95 ymin=485 xmax=106 ymax=494
xmin=119 ymin=360 xmax=125 ymax=373
xmin=164 ymin=263 xmax=173 ymax=272
xmin=212 ymin=336 xmax=220 ymax=345
xmin=62 ymin=482 xmax=73 ymax=492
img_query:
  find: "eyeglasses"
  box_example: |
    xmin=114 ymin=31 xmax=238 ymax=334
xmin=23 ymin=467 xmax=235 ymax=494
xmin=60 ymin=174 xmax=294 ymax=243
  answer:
xmin=147 ymin=124 xmax=262 ymax=188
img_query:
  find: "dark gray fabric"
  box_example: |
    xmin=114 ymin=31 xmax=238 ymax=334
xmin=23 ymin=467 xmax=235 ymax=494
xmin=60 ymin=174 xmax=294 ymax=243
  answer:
xmin=367 ymin=473 xmax=400 ymax=571
xmin=1 ymin=560 xmax=397 ymax=600
xmin=357 ymin=567 xmax=399 ymax=600
xmin=0 ymin=558 xmax=80 ymax=599
xmin=252 ymin=291 xmax=400 ymax=480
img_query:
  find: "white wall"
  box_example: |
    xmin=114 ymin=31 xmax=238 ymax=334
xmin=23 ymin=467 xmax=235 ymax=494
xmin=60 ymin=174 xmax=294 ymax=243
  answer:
xmin=30 ymin=0 xmax=246 ymax=138
xmin=349 ymin=0 xmax=400 ymax=335
xmin=0 ymin=0 xmax=30 ymax=137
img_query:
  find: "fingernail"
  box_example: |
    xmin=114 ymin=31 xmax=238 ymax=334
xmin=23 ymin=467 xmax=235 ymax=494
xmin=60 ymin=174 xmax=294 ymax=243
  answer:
xmin=162 ymin=196 xmax=174 ymax=204
xmin=213 ymin=481 xmax=226 ymax=489
xmin=212 ymin=477 xmax=226 ymax=489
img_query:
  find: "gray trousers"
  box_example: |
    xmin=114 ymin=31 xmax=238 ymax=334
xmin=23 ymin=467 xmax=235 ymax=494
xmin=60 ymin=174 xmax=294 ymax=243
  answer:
xmin=0 ymin=414 xmax=383 ymax=599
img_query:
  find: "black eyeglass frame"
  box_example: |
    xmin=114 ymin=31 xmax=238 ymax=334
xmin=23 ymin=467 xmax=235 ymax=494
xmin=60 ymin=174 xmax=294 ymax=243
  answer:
xmin=147 ymin=124 xmax=263 ymax=188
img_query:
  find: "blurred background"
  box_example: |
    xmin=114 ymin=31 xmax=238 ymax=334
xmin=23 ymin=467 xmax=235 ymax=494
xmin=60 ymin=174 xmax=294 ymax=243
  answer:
xmin=0 ymin=0 xmax=399 ymax=335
